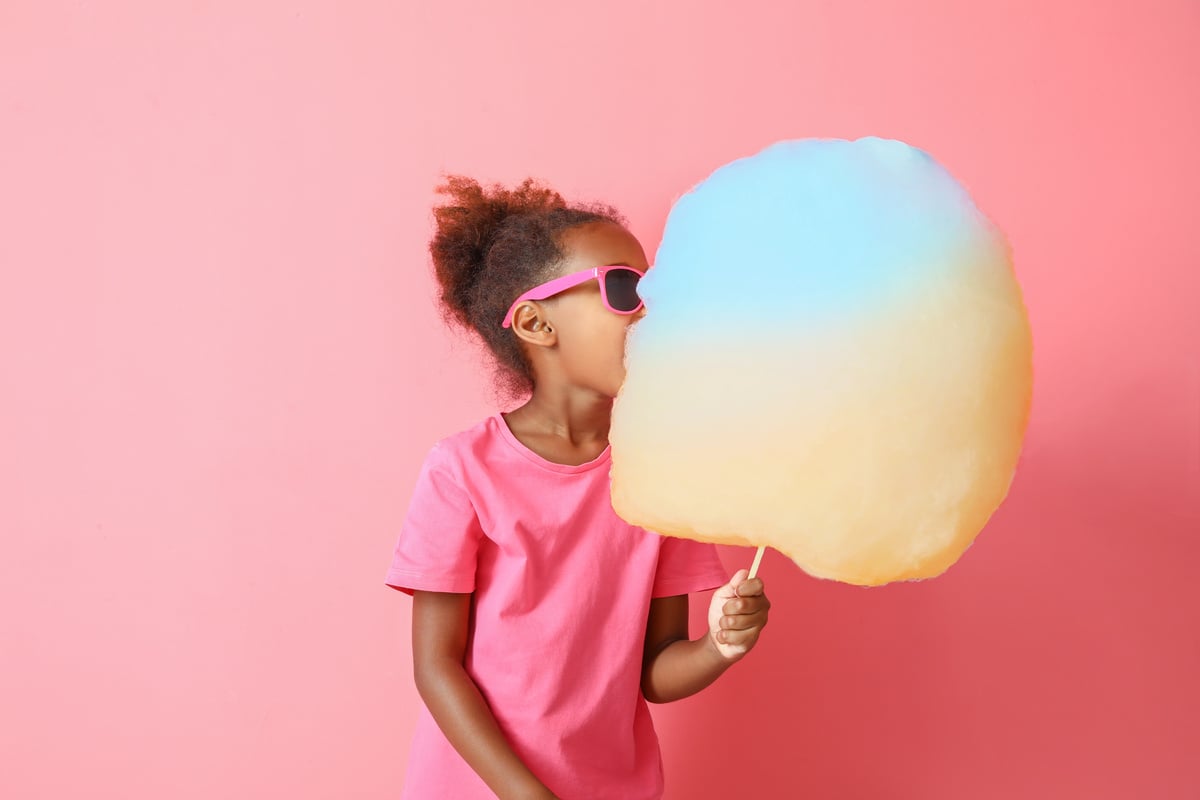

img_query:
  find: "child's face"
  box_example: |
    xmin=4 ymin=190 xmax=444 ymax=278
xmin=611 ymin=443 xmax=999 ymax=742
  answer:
xmin=546 ymin=221 xmax=650 ymax=399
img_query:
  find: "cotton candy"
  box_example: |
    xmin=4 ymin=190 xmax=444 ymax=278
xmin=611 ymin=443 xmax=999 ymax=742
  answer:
xmin=610 ymin=137 xmax=1032 ymax=586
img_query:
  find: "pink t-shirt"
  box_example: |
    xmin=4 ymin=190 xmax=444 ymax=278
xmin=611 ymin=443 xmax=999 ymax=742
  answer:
xmin=385 ymin=413 xmax=727 ymax=799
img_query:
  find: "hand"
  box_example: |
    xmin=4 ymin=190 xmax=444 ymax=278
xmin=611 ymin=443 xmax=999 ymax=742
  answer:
xmin=706 ymin=569 xmax=770 ymax=662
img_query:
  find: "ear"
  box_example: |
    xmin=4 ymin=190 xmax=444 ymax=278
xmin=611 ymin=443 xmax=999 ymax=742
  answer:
xmin=510 ymin=302 xmax=558 ymax=348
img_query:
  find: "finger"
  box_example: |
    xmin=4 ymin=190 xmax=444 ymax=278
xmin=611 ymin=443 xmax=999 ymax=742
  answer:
xmin=735 ymin=577 xmax=765 ymax=597
xmin=713 ymin=628 xmax=748 ymax=649
xmin=718 ymin=627 xmax=761 ymax=649
xmin=713 ymin=569 xmax=748 ymax=602
xmin=722 ymin=598 xmax=746 ymax=616
xmin=720 ymin=613 xmax=767 ymax=632
xmin=722 ymin=607 xmax=770 ymax=628
xmin=728 ymin=569 xmax=751 ymax=597
xmin=723 ymin=596 xmax=769 ymax=615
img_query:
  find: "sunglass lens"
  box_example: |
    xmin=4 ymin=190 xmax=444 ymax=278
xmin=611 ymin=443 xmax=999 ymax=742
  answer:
xmin=604 ymin=268 xmax=642 ymax=312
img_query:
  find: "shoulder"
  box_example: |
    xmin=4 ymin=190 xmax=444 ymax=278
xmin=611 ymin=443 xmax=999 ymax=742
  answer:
xmin=421 ymin=414 xmax=507 ymax=479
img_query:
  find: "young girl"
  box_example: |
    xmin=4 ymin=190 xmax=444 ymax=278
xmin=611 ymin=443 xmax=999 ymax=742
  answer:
xmin=385 ymin=176 xmax=771 ymax=800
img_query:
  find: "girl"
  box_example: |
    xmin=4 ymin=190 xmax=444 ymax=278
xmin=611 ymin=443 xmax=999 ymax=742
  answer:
xmin=385 ymin=176 xmax=770 ymax=799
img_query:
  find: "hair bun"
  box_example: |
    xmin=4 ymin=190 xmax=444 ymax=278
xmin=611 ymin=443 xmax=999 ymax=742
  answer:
xmin=430 ymin=176 xmax=568 ymax=326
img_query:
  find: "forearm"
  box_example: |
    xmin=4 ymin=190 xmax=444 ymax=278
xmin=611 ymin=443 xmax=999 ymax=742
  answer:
xmin=416 ymin=659 xmax=555 ymax=799
xmin=641 ymin=632 xmax=730 ymax=704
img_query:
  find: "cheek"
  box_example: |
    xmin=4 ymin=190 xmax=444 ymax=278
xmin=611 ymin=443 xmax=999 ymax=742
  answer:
xmin=558 ymin=305 xmax=635 ymax=378
xmin=572 ymin=325 xmax=627 ymax=383
xmin=592 ymin=328 xmax=628 ymax=372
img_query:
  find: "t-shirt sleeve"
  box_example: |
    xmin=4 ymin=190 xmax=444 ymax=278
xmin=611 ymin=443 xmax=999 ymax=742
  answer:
xmin=651 ymin=535 xmax=728 ymax=598
xmin=384 ymin=443 xmax=483 ymax=596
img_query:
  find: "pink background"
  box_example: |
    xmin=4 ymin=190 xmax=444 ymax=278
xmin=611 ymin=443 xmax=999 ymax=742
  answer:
xmin=3 ymin=2 xmax=1197 ymax=798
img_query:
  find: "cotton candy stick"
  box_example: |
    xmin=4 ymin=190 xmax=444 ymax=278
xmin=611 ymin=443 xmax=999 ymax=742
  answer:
xmin=747 ymin=545 xmax=766 ymax=580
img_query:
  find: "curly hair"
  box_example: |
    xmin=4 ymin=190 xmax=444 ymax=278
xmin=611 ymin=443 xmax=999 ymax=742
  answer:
xmin=429 ymin=175 xmax=626 ymax=397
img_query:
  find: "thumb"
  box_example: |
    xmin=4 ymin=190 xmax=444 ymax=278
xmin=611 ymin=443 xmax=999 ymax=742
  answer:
xmin=719 ymin=569 xmax=751 ymax=599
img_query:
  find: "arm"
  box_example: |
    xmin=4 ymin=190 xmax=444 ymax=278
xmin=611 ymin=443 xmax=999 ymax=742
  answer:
xmin=641 ymin=570 xmax=770 ymax=704
xmin=641 ymin=593 xmax=729 ymax=703
xmin=411 ymin=590 xmax=556 ymax=800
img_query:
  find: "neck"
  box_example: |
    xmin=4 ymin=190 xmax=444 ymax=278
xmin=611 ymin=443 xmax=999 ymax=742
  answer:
xmin=513 ymin=387 xmax=613 ymax=446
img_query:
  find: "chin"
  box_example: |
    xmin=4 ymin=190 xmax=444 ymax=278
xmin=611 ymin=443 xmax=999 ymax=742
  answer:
xmin=591 ymin=381 xmax=621 ymax=401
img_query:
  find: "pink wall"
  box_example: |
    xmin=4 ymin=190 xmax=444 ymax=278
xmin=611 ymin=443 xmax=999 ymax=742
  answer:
xmin=3 ymin=2 xmax=1197 ymax=797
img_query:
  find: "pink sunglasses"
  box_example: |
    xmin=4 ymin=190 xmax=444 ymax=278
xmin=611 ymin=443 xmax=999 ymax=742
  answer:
xmin=501 ymin=265 xmax=646 ymax=329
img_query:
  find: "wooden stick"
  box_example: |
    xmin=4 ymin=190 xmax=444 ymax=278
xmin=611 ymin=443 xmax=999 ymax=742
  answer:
xmin=748 ymin=545 xmax=766 ymax=579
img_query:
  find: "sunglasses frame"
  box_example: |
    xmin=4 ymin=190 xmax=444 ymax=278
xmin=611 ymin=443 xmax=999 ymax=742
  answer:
xmin=501 ymin=265 xmax=646 ymax=329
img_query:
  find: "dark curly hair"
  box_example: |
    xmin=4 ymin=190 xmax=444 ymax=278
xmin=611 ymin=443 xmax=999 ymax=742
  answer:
xmin=429 ymin=175 xmax=627 ymax=397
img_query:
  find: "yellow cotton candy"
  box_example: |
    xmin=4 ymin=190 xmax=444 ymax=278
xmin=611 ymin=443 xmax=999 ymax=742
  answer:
xmin=610 ymin=138 xmax=1033 ymax=586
